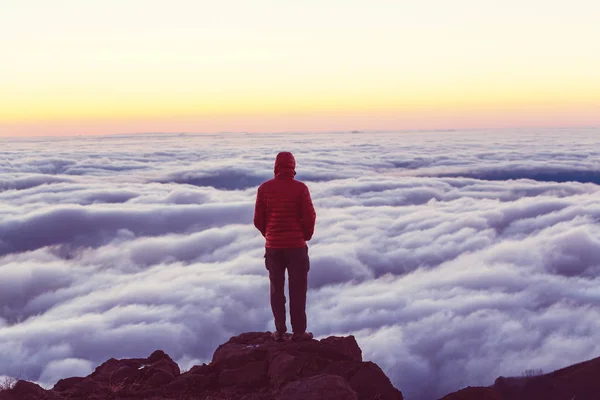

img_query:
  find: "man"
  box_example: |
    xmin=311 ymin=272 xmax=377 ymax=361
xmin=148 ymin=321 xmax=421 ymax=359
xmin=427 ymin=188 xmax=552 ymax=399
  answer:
xmin=254 ymin=152 xmax=317 ymax=341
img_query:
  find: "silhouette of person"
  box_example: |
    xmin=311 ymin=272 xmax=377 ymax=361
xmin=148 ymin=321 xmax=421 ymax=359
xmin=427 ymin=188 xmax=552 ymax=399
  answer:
xmin=254 ymin=152 xmax=317 ymax=341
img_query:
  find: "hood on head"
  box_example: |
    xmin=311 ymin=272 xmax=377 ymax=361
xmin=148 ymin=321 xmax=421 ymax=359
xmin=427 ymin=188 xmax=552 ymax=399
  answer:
xmin=274 ymin=152 xmax=296 ymax=177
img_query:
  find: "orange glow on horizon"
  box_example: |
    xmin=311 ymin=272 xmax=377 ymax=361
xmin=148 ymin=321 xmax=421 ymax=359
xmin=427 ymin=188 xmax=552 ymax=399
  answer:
xmin=2 ymin=0 xmax=599 ymax=136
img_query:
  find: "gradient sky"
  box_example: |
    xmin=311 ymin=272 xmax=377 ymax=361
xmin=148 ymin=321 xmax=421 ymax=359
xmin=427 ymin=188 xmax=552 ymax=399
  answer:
xmin=1 ymin=0 xmax=599 ymax=136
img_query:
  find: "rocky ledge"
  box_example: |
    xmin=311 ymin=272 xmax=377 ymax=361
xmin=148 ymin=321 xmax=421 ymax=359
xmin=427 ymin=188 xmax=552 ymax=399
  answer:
xmin=441 ymin=354 xmax=600 ymax=400
xmin=0 ymin=332 xmax=403 ymax=400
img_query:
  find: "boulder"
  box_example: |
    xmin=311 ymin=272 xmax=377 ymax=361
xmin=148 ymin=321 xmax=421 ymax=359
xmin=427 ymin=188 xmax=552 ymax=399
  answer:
xmin=320 ymin=335 xmax=362 ymax=362
xmin=218 ymin=360 xmax=268 ymax=388
xmin=276 ymin=374 xmax=358 ymax=400
xmin=53 ymin=376 xmax=85 ymax=392
xmin=348 ymin=362 xmax=404 ymax=400
xmin=0 ymin=380 xmax=48 ymax=400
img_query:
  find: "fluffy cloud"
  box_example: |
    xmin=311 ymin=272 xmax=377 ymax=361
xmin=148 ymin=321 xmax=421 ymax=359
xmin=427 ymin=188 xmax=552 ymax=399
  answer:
xmin=1 ymin=129 xmax=600 ymax=399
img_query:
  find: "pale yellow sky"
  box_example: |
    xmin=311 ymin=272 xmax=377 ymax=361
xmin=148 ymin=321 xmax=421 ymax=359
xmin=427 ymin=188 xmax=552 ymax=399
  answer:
xmin=1 ymin=0 xmax=599 ymax=136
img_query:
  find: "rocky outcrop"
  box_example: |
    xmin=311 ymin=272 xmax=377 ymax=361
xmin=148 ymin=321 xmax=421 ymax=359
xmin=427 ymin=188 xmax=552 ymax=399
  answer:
xmin=0 ymin=332 xmax=403 ymax=400
xmin=441 ymin=355 xmax=600 ymax=400
xmin=7 ymin=331 xmax=600 ymax=400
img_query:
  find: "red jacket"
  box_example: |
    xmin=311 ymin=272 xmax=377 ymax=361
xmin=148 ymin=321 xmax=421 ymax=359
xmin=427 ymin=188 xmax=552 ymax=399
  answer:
xmin=254 ymin=152 xmax=316 ymax=249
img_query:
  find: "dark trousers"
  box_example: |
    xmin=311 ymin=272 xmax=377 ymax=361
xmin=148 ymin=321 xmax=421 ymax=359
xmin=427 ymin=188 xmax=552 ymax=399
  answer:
xmin=264 ymin=246 xmax=310 ymax=334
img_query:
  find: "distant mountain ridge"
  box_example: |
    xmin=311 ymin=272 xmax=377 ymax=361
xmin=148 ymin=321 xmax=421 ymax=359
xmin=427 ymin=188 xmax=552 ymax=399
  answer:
xmin=442 ymin=354 xmax=600 ymax=400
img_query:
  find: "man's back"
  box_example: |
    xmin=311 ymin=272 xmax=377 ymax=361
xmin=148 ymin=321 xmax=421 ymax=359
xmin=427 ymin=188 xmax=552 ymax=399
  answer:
xmin=254 ymin=152 xmax=316 ymax=249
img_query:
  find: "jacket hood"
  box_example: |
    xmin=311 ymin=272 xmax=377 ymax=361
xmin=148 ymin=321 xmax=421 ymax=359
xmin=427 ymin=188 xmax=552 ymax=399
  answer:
xmin=274 ymin=152 xmax=296 ymax=178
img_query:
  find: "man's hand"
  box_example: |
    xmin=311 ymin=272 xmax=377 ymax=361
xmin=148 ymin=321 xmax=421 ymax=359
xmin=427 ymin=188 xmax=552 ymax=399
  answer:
xmin=301 ymin=185 xmax=316 ymax=241
xmin=254 ymin=186 xmax=267 ymax=236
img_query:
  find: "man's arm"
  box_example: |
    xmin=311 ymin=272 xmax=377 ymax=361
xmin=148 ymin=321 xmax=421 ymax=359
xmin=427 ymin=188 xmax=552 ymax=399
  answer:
xmin=300 ymin=185 xmax=316 ymax=241
xmin=254 ymin=186 xmax=266 ymax=237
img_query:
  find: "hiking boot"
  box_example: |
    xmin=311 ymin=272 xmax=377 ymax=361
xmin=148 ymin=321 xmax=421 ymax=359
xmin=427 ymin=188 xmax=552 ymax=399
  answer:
xmin=272 ymin=331 xmax=285 ymax=342
xmin=291 ymin=332 xmax=313 ymax=341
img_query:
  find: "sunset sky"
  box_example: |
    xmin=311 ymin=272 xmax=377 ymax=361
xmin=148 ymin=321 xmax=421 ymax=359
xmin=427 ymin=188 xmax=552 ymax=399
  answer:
xmin=2 ymin=0 xmax=599 ymax=136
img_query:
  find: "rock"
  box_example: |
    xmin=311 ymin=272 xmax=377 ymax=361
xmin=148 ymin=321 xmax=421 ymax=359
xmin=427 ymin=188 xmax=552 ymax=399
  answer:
xmin=268 ymin=351 xmax=301 ymax=388
xmin=188 ymin=363 xmax=212 ymax=375
xmin=276 ymin=374 xmax=358 ymax=400
xmin=145 ymin=370 xmax=175 ymax=388
xmin=60 ymin=378 xmax=110 ymax=398
xmin=439 ymin=386 xmax=502 ymax=400
xmin=212 ymin=332 xmax=270 ymax=370
xmin=109 ymin=364 xmax=140 ymax=385
xmin=1 ymin=380 xmax=48 ymax=400
xmin=218 ymin=360 xmax=268 ymax=388
xmin=146 ymin=354 xmax=181 ymax=377
xmin=348 ymin=362 xmax=404 ymax=400
xmin=148 ymin=350 xmax=169 ymax=363
xmin=320 ymin=336 xmax=362 ymax=362
xmin=5 ymin=332 xmax=403 ymax=400
xmin=446 ymin=355 xmax=600 ymax=400
xmin=166 ymin=363 xmax=216 ymax=393
xmin=53 ymin=377 xmax=85 ymax=392
xmin=165 ymin=372 xmax=215 ymax=392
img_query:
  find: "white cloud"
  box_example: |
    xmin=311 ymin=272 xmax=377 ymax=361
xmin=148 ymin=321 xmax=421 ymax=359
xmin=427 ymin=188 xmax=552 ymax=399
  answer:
xmin=1 ymin=129 xmax=600 ymax=399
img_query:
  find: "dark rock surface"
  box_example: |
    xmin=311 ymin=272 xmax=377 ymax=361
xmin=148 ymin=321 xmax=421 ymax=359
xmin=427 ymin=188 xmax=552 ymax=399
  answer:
xmin=0 ymin=332 xmax=403 ymax=400
xmin=441 ymin=355 xmax=600 ymax=400
xmin=439 ymin=386 xmax=503 ymax=400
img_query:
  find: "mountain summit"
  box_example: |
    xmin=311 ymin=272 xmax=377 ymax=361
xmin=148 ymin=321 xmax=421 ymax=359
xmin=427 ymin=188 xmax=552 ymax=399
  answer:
xmin=0 ymin=332 xmax=403 ymax=400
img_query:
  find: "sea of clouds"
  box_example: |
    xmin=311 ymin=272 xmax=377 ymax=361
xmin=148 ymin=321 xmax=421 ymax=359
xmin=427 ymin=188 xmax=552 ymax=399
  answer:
xmin=1 ymin=128 xmax=600 ymax=399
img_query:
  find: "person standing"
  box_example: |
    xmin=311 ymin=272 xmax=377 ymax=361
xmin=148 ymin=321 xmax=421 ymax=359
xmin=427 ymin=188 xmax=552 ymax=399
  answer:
xmin=254 ymin=152 xmax=316 ymax=341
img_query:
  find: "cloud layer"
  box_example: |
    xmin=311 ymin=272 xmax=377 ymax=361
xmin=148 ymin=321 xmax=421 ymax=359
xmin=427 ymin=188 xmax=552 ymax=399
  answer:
xmin=1 ymin=129 xmax=600 ymax=400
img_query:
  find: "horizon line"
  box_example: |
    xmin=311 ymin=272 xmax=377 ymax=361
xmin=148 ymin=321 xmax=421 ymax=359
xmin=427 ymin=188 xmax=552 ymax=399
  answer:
xmin=1 ymin=124 xmax=598 ymax=140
